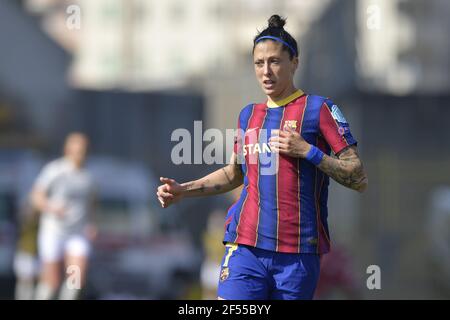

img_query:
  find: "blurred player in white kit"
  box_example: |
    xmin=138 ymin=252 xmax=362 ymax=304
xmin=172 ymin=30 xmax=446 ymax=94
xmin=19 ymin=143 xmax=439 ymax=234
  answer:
xmin=31 ymin=132 xmax=96 ymax=300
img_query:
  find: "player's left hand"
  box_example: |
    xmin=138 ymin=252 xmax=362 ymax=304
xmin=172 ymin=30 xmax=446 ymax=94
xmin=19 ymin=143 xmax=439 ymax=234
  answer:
xmin=269 ymin=125 xmax=311 ymax=158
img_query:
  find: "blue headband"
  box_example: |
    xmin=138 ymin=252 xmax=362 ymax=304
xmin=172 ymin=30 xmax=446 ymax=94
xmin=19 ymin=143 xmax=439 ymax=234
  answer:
xmin=255 ymin=35 xmax=298 ymax=56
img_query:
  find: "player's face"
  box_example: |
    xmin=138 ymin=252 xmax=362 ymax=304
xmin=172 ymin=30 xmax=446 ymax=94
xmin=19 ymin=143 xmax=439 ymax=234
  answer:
xmin=64 ymin=134 xmax=89 ymax=167
xmin=253 ymin=40 xmax=298 ymax=100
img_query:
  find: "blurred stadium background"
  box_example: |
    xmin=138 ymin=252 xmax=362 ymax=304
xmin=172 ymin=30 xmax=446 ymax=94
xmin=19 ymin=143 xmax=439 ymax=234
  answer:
xmin=1 ymin=0 xmax=449 ymax=299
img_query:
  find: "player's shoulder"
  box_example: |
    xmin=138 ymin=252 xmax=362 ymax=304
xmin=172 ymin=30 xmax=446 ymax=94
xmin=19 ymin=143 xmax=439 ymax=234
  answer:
xmin=43 ymin=158 xmax=68 ymax=173
xmin=239 ymin=103 xmax=255 ymax=113
xmin=237 ymin=103 xmax=256 ymax=120
xmin=44 ymin=158 xmax=63 ymax=169
xmin=305 ymin=93 xmax=334 ymax=107
xmin=308 ymin=95 xmax=350 ymax=125
xmin=306 ymin=94 xmax=344 ymax=119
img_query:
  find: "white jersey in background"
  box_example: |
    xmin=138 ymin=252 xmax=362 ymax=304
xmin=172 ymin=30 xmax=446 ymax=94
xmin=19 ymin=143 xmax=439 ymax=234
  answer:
xmin=34 ymin=158 xmax=95 ymax=262
xmin=35 ymin=157 xmax=95 ymax=233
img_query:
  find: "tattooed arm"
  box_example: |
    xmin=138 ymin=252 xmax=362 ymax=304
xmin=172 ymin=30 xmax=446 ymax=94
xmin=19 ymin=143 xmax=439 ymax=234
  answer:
xmin=156 ymin=153 xmax=244 ymax=208
xmin=181 ymin=152 xmax=244 ymax=197
xmin=317 ymin=146 xmax=368 ymax=193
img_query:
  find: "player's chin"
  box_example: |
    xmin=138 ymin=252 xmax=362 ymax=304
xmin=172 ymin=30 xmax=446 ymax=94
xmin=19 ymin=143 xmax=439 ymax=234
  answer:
xmin=261 ymin=86 xmax=277 ymax=96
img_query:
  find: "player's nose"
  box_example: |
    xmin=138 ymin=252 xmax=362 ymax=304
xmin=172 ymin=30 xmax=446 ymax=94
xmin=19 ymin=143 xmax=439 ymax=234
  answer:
xmin=263 ymin=62 xmax=271 ymax=76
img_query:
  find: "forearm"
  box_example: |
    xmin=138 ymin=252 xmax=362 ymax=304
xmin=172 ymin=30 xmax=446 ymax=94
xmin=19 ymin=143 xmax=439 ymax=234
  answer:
xmin=317 ymin=153 xmax=368 ymax=192
xmin=31 ymin=189 xmax=49 ymax=213
xmin=181 ymin=165 xmax=243 ymax=198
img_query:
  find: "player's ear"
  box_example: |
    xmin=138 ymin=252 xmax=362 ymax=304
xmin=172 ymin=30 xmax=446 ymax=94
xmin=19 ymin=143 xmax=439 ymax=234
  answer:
xmin=291 ymin=56 xmax=299 ymax=74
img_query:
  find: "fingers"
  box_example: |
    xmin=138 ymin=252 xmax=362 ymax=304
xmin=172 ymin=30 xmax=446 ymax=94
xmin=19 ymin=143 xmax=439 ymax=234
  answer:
xmin=157 ymin=194 xmax=173 ymax=208
xmin=269 ymin=134 xmax=289 ymax=153
xmin=269 ymin=141 xmax=288 ymax=154
xmin=157 ymin=184 xmax=174 ymax=196
xmin=158 ymin=191 xmax=174 ymax=199
xmin=271 ymin=127 xmax=300 ymax=136
xmin=283 ymin=124 xmax=295 ymax=132
xmin=269 ymin=140 xmax=280 ymax=152
xmin=270 ymin=129 xmax=293 ymax=139
xmin=269 ymin=144 xmax=280 ymax=153
xmin=157 ymin=182 xmax=177 ymax=208
xmin=270 ymin=129 xmax=284 ymax=137
xmin=160 ymin=177 xmax=176 ymax=185
xmin=156 ymin=190 xmax=174 ymax=206
xmin=268 ymin=135 xmax=288 ymax=144
xmin=157 ymin=196 xmax=169 ymax=208
xmin=157 ymin=178 xmax=180 ymax=208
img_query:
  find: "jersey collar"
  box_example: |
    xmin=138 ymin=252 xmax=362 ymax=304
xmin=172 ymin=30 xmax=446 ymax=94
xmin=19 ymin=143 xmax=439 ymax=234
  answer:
xmin=266 ymin=89 xmax=304 ymax=108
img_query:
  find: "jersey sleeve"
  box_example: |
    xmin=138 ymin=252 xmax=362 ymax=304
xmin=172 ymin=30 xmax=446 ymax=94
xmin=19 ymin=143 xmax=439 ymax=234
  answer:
xmin=34 ymin=162 xmax=58 ymax=192
xmin=233 ymin=118 xmax=241 ymax=154
xmin=233 ymin=104 xmax=253 ymax=154
xmin=319 ymin=99 xmax=357 ymax=155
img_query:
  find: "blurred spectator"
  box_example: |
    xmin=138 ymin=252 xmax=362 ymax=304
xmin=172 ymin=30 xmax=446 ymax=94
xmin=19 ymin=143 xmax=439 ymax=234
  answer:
xmin=31 ymin=132 xmax=97 ymax=300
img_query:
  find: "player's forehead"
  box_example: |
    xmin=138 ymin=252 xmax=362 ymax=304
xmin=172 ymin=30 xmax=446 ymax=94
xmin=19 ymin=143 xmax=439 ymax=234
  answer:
xmin=253 ymin=40 xmax=287 ymax=60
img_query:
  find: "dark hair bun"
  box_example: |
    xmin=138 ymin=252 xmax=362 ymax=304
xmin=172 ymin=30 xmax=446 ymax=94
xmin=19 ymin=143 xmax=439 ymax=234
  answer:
xmin=268 ymin=15 xmax=286 ymax=29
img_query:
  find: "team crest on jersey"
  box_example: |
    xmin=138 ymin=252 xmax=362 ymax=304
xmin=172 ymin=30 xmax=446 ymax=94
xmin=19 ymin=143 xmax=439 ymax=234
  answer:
xmin=284 ymin=120 xmax=297 ymax=129
xmin=220 ymin=267 xmax=230 ymax=282
xmin=331 ymin=104 xmax=348 ymax=124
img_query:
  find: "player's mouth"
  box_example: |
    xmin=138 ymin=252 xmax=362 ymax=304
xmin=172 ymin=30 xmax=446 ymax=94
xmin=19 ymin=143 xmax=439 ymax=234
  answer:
xmin=263 ymin=79 xmax=276 ymax=89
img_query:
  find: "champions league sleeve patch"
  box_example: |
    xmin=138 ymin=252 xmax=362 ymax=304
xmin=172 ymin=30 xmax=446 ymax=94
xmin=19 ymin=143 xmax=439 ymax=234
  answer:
xmin=331 ymin=104 xmax=348 ymax=124
xmin=330 ymin=104 xmax=351 ymax=136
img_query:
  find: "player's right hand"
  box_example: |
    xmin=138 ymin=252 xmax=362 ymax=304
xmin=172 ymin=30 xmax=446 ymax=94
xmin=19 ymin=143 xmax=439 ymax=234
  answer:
xmin=47 ymin=201 xmax=67 ymax=218
xmin=157 ymin=177 xmax=184 ymax=208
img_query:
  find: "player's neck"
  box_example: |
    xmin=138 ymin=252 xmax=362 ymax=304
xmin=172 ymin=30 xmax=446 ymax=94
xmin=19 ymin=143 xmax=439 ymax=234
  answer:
xmin=267 ymin=85 xmax=298 ymax=105
xmin=64 ymin=156 xmax=84 ymax=169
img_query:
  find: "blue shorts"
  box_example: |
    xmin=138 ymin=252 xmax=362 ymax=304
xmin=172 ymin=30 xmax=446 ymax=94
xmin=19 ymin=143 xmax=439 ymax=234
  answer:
xmin=217 ymin=243 xmax=320 ymax=300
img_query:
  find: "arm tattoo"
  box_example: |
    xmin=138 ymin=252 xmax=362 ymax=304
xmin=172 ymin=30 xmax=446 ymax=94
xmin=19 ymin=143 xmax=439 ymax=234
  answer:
xmin=231 ymin=154 xmax=244 ymax=177
xmin=184 ymin=182 xmax=195 ymax=191
xmin=181 ymin=160 xmax=244 ymax=198
xmin=184 ymin=180 xmax=208 ymax=193
xmin=222 ymin=168 xmax=233 ymax=184
xmin=317 ymin=146 xmax=368 ymax=192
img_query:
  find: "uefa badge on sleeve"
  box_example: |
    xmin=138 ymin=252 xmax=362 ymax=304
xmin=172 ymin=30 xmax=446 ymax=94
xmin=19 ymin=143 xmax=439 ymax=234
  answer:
xmin=220 ymin=267 xmax=230 ymax=282
xmin=338 ymin=126 xmax=350 ymax=137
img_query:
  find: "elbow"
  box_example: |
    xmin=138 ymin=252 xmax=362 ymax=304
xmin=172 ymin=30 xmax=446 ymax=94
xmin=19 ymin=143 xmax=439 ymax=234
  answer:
xmin=30 ymin=189 xmax=44 ymax=212
xmin=351 ymin=162 xmax=368 ymax=193
xmin=355 ymin=175 xmax=368 ymax=193
xmin=228 ymin=164 xmax=244 ymax=187
xmin=356 ymin=179 xmax=368 ymax=193
xmin=30 ymin=192 xmax=38 ymax=209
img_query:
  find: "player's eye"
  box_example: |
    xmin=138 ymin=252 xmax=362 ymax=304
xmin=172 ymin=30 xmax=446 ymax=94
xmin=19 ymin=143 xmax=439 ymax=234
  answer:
xmin=254 ymin=61 xmax=264 ymax=67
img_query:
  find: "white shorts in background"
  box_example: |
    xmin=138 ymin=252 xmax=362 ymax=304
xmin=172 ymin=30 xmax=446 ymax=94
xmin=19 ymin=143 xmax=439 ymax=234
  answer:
xmin=13 ymin=251 xmax=40 ymax=279
xmin=38 ymin=231 xmax=91 ymax=262
xmin=200 ymin=261 xmax=222 ymax=290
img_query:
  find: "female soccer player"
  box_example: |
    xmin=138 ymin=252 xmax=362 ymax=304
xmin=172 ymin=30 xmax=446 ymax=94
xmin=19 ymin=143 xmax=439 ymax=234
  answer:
xmin=157 ymin=15 xmax=368 ymax=300
xmin=31 ymin=133 xmax=96 ymax=300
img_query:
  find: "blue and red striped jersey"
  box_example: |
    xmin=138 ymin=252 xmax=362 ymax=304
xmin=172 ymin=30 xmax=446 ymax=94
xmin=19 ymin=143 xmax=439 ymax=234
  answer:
xmin=224 ymin=90 xmax=357 ymax=254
